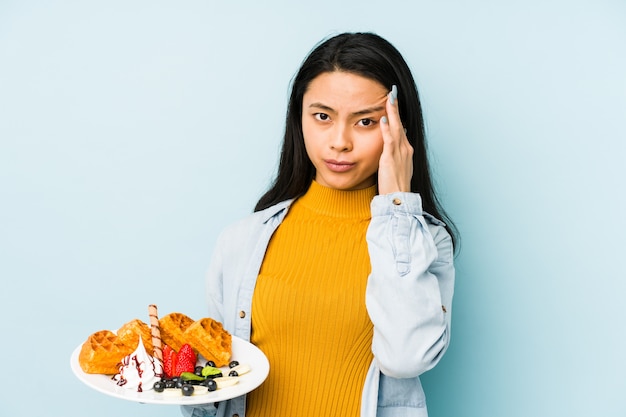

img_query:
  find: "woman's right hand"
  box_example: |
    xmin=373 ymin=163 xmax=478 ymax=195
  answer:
xmin=377 ymin=85 xmax=413 ymax=195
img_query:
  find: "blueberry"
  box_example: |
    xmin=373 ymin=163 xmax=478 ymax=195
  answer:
xmin=206 ymin=361 xmax=216 ymax=367
xmin=181 ymin=385 xmax=194 ymax=396
xmin=153 ymin=381 xmax=165 ymax=392
xmin=206 ymin=379 xmax=217 ymax=392
xmin=195 ymin=366 xmax=204 ymax=376
xmin=165 ymin=379 xmax=176 ymax=389
xmin=228 ymin=370 xmax=238 ymax=377
xmin=229 ymin=361 xmax=239 ymax=368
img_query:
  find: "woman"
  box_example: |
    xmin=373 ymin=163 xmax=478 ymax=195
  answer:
xmin=184 ymin=32 xmax=456 ymax=417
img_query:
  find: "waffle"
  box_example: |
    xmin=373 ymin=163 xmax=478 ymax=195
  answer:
xmin=159 ymin=312 xmax=194 ymax=352
xmin=117 ymin=318 xmax=154 ymax=355
xmin=184 ymin=317 xmax=232 ymax=367
xmin=78 ymin=330 xmax=135 ymax=374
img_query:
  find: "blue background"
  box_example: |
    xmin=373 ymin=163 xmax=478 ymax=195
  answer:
xmin=1 ymin=1 xmax=625 ymax=416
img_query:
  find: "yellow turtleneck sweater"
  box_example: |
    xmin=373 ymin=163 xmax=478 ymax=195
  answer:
xmin=246 ymin=181 xmax=377 ymax=417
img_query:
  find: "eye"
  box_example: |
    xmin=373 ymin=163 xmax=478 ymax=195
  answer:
xmin=314 ymin=113 xmax=330 ymax=121
xmin=357 ymin=118 xmax=376 ymax=127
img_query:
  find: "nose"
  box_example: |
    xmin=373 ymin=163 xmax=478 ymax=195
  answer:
xmin=329 ymin=125 xmax=352 ymax=152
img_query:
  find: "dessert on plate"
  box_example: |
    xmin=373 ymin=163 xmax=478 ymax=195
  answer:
xmin=77 ymin=306 xmax=233 ymax=384
xmin=72 ymin=305 xmax=266 ymax=401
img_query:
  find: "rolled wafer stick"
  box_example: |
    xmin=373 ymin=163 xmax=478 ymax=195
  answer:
xmin=148 ymin=304 xmax=163 ymax=364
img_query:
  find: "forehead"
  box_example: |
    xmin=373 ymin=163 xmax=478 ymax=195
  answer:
xmin=303 ymin=71 xmax=387 ymax=109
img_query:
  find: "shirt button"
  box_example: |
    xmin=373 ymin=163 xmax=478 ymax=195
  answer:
xmin=239 ymin=311 xmax=246 ymax=319
xmin=392 ymin=198 xmax=402 ymax=205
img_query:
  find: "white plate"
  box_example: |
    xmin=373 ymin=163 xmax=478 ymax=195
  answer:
xmin=70 ymin=336 xmax=269 ymax=405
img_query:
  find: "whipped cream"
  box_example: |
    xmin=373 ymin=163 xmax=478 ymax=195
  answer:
xmin=113 ymin=336 xmax=163 ymax=392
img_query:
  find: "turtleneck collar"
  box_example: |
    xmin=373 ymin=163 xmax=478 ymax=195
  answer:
xmin=296 ymin=181 xmax=377 ymax=219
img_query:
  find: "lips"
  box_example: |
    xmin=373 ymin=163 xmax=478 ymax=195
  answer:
xmin=323 ymin=159 xmax=355 ymax=173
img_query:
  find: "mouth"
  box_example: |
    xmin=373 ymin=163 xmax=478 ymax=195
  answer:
xmin=323 ymin=159 xmax=355 ymax=173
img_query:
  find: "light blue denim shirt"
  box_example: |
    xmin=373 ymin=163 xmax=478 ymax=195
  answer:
xmin=182 ymin=192 xmax=455 ymax=417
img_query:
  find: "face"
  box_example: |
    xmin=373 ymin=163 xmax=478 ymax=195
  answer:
xmin=302 ymin=71 xmax=388 ymax=191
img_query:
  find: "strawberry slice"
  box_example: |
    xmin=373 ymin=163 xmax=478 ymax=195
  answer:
xmin=175 ymin=343 xmax=197 ymax=376
xmin=163 ymin=345 xmax=178 ymax=379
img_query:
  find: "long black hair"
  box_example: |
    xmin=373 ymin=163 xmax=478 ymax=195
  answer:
xmin=255 ymin=32 xmax=458 ymax=248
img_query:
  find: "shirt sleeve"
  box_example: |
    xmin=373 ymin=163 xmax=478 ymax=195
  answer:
xmin=365 ymin=192 xmax=455 ymax=378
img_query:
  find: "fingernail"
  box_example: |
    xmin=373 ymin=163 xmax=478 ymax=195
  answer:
xmin=389 ymin=85 xmax=398 ymax=105
xmin=381 ymin=116 xmax=388 ymax=124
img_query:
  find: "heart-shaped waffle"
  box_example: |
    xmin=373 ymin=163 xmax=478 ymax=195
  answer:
xmin=183 ymin=317 xmax=232 ymax=367
xmin=78 ymin=330 xmax=135 ymax=375
xmin=158 ymin=312 xmax=194 ymax=352
xmin=78 ymin=319 xmax=154 ymax=375
xmin=117 ymin=319 xmax=154 ymax=356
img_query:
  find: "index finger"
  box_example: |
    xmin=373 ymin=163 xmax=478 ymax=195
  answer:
xmin=382 ymin=85 xmax=406 ymax=140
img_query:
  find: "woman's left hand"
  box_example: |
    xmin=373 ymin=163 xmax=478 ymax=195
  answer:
xmin=377 ymin=85 xmax=413 ymax=195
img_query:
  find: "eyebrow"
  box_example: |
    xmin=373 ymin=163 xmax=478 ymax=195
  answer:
xmin=308 ymin=102 xmax=385 ymax=117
